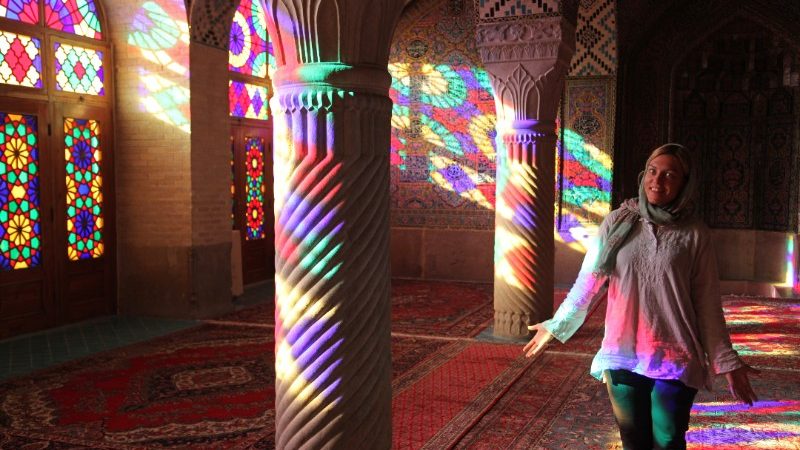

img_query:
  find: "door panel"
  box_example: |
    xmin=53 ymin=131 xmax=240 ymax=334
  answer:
xmin=53 ymin=102 xmax=116 ymax=321
xmin=231 ymin=123 xmax=274 ymax=285
xmin=0 ymin=99 xmax=55 ymax=338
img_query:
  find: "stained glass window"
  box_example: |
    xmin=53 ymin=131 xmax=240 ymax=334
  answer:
xmin=45 ymin=0 xmax=102 ymax=39
xmin=1 ymin=112 xmax=41 ymax=271
xmin=54 ymin=42 xmax=104 ymax=95
xmin=0 ymin=31 xmax=43 ymax=88
xmin=229 ymin=80 xmax=268 ymax=120
xmin=228 ymin=0 xmax=268 ymax=78
xmin=245 ymin=136 xmax=265 ymax=240
xmin=64 ymin=117 xmax=103 ymax=260
xmin=0 ymin=0 xmax=39 ymax=24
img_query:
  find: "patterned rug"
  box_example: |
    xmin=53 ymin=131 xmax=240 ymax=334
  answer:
xmin=722 ymin=296 xmax=800 ymax=370
xmin=391 ymin=280 xmax=495 ymax=337
xmin=209 ymin=296 xmax=276 ymax=327
xmin=392 ymin=341 xmax=534 ymax=450
xmin=448 ymin=294 xmax=800 ymax=449
xmin=0 ymin=324 xmax=526 ymax=449
xmin=0 ymin=324 xmax=276 ymax=449
xmin=453 ymin=356 xmax=800 ymax=449
xmin=211 ymin=279 xmax=499 ymax=337
xmin=2 ymin=287 xmax=795 ymax=450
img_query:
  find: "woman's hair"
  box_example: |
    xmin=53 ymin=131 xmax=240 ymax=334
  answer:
xmin=640 ymin=143 xmax=699 ymax=216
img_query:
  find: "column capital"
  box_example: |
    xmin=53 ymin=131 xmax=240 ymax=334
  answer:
xmin=476 ymin=15 xmax=576 ymax=127
xmin=263 ymin=0 xmax=407 ymax=68
xmin=272 ymin=63 xmax=392 ymax=97
xmin=476 ymin=17 xmax=575 ymax=65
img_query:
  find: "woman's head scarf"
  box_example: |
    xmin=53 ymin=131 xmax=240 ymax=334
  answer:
xmin=594 ymin=143 xmax=698 ymax=275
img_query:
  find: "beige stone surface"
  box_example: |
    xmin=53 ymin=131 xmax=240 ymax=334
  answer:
xmin=390 ymin=228 xmax=423 ymax=278
xmin=422 ymin=229 xmax=494 ymax=282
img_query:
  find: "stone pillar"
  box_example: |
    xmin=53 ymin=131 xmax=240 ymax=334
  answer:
xmin=262 ymin=1 xmax=406 ymax=448
xmin=477 ymin=14 xmax=576 ymax=338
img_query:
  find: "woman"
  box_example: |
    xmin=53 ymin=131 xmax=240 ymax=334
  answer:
xmin=524 ymin=143 xmax=758 ymax=449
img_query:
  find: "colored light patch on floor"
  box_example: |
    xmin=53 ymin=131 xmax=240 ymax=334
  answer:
xmin=729 ymin=333 xmax=800 ymax=357
xmin=723 ymin=300 xmax=800 ymax=327
xmin=688 ymin=369 xmax=800 ymax=449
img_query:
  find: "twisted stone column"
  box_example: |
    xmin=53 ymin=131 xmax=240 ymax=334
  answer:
xmin=263 ymin=1 xmax=406 ymax=448
xmin=477 ymin=14 xmax=576 ymax=338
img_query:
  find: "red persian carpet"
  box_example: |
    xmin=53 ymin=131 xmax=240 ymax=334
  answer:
xmin=207 ymin=280 xmax=498 ymax=338
xmin=392 ymin=341 xmax=534 ymax=450
xmin=449 ymin=295 xmax=800 ymax=449
xmin=722 ymin=296 xmax=800 ymax=370
xmin=0 ymin=324 xmax=276 ymax=449
xmin=391 ymin=280 xmax=495 ymax=337
xmin=1 ymin=286 xmax=796 ymax=450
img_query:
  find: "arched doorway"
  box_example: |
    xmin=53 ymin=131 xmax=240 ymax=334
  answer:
xmin=673 ymin=16 xmax=799 ymax=231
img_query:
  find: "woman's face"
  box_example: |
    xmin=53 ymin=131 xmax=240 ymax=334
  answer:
xmin=644 ymin=154 xmax=686 ymax=206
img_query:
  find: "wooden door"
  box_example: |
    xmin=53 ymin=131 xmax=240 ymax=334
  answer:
xmin=52 ymin=102 xmax=115 ymax=322
xmin=231 ymin=123 xmax=274 ymax=285
xmin=0 ymin=99 xmax=57 ymax=337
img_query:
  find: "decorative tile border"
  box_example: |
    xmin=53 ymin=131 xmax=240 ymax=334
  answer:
xmin=476 ymin=0 xmax=560 ymax=21
xmin=569 ymin=0 xmax=616 ymax=76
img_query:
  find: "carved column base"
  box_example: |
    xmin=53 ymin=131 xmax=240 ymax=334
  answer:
xmin=493 ymin=309 xmax=533 ymax=338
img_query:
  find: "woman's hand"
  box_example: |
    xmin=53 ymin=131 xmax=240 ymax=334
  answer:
xmin=723 ymin=364 xmax=760 ymax=406
xmin=523 ymin=323 xmax=553 ymax=358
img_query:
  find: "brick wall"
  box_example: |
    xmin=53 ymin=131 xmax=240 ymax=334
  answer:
xmin=104 ymin=0 xmax=191 ymax=316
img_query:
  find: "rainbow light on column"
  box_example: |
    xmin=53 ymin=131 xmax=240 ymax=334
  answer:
xmin=272 ymin=106 xmax=345 ymax=408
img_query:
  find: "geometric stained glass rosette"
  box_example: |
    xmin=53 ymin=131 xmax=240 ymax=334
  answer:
xmin=0 ymin=31 xmax=43 ymax=88
xmin=1 ymin=112 xmax=41 ymax=271
xmin=0 ymin=0 xmax=39 ymax=24
xmin=64 ymin=117 xmax=103 ymax=260
xmin=229 ymin=80 xmax=268 ymax=120
xmin=228 ymin=0 xmax=268 ymax=78
xmin=45 ymin=0 xmax=103 ymax=39
xmin=54 ymin=42 xmax=104 ymax=95
xmin=244 ymin=136 xmax=265 ymax=240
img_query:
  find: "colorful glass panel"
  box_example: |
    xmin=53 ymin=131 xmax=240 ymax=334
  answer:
xmin=0 ymin=112 xmax=41 ymax=271
xmin=45 ymin=0 xmax=102 ymax=39
xmin=0 ymin=0 xmax=39 ymax=24
xmin=0 ymin=31 xmax=43 ymax=88
xmin=244 ymin=136 xmax=265 ymax=240
xmin=228 ymin=0 xmax=268 ymax=78
xmin=64 ymin=117 xmax=103 ymax=260
xmin=229 ymin=80 xmax=268 ymax=120
xmin=54 ymin=42 xmax=104 ymax=95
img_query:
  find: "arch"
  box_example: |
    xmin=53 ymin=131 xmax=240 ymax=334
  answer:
xmin=615 ymin=1 xmax=800 ymax=208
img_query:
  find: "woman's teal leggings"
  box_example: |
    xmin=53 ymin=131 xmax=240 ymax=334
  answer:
xmin=604 ymin=369 xmax=698 ymax=450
